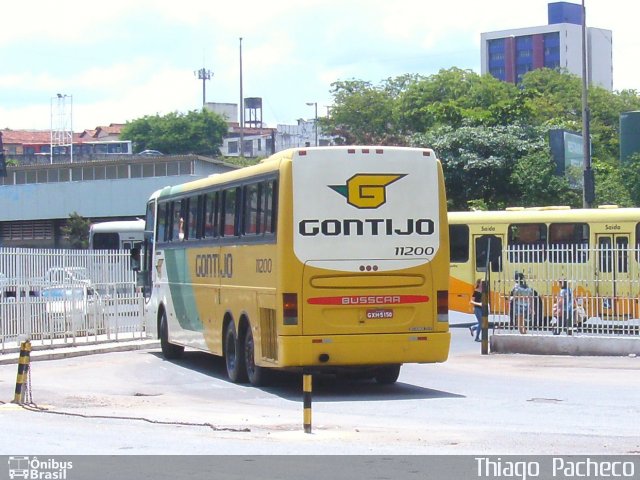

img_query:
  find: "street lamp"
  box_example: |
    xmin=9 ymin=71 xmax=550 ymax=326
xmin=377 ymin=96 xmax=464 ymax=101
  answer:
xmin=306 ymin=102 xmax=318 ymax=147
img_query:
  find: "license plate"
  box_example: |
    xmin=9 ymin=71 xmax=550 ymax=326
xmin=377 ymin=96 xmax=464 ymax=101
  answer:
xmin=366 ymin=309 xmax=393 ymax=319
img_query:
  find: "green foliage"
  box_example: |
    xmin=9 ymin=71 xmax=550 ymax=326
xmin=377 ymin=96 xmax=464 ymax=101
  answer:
xmin=326 ymin=67 xmax=640 ymax=209
xmin=62 ymin=212 xmax=90 ymax=249
xmin=120 ymin=109 xmax=229 ymax=156
xmin=511 ymin=152 xmax=581 ymax=208
xmin=398 ymin=68 xmax=521 ymax=131
xmin=322 ymin=78 xmax=409 ymax=145
xmin=411 ymin=124 xmax=549 ymax=210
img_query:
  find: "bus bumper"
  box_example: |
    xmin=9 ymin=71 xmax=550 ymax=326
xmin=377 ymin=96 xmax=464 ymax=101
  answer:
xmin=276 ymin=331 xmax=451 ymax=367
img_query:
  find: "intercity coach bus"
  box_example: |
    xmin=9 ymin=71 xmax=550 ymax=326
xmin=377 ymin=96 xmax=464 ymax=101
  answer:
xmin=133 ymin=146 xmax=451 ymax=386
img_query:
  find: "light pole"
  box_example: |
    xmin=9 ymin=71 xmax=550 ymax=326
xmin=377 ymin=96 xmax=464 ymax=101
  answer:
xmin=581 ymin=0 xmax=593 ymax=208
xmin=239 ymin=37 xmax=244 ymax=157
xmin=306 ymin=102 xmax=318 ymax=146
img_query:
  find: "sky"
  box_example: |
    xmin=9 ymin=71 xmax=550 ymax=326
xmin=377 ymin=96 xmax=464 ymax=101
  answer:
xmin=2 ymin=0 xmax=639 ymax=132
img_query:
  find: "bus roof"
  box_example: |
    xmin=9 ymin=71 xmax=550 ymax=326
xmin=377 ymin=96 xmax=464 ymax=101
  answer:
xmin=155 ymin=146 xmax=438 ymax=200
xmin=89 ymin=219 xmax=145 ymax=233
xmin=449 ymin=206 xmax=640 ymax=224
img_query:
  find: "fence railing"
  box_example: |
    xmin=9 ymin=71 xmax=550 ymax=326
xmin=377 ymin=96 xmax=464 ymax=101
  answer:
xmin=486 ymin=244 xmax=640 ymax=337
xmin=0 ymin=247 xmax=147 ymax=353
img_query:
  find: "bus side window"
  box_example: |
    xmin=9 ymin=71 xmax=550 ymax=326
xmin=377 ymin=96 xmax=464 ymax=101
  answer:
xmin=243 ymin=183 xmax=260 ymax=235
xmin=204 ymin=191 xmax=218 ymax=238
xmin=221 ymin=188 xmax=239 ymax=237
xmin=263 ymin=179 xmax=277 ymax=235
xmin=449 ymin=224 xmax=469 ymax=263
xmin=508 ymin=223 xmax=547 ymax=263
xmin=187 ymin=196 xmax=198 ymax=240
xmin=157 ymin=202 xmax=167 ymax=242
xmin=549 ymin=223 xmax=589 ymax=263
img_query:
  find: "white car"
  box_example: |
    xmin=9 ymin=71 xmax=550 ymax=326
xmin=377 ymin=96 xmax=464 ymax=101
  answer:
xmin=41 ymin=285 xmax=103 ymax=334
xmin=43 ymin=267 xmax=93 ymax=286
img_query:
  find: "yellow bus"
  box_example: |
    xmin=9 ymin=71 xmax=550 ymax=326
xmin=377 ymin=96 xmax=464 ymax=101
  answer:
xmin=448 ymin=206 xmax=640 ymax=326
xmin=133 ymin=146 xmax=451 ymax=385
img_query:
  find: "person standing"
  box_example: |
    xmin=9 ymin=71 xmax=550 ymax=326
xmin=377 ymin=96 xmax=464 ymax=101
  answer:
xmin=469 ymin=279 xmax=483 ymax=342
xmin=554 ymin=279 xmax=574 ymax=335
xmin=511 ymin=272 xmax=533 ymax=334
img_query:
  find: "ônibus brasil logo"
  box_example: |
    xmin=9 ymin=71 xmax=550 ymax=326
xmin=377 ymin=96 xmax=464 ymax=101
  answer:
xmin=329 ymin=173 xmax=406 ymax=209
xmin=8 ymin=456 xmax=73 ymax=479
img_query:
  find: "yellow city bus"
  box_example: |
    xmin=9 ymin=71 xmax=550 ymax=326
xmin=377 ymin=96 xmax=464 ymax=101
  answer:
xmin=134 ymin=146 xmax=451 ymax=386
xmin=448 ymin=206 xmax=640 ymax=325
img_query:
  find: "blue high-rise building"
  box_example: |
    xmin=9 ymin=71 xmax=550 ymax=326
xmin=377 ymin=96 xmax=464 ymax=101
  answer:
xmin=480 ymin=2 xmax=612 ymax=90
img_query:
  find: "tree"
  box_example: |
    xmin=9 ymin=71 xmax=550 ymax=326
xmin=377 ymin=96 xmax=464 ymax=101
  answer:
xmin=325 ymin=68 xmax=640 ymax=208
xmin=411 ymin=124 xmax=551 ymax=210
xmin=322 ymin=78 xmax=411 ymax=145
xmin=398 ymin=68 xmax=521 ymax=131
xmin=62 ymin=212 xmax=90 ymax=249
xmin=120 ymin=109 xmax=229 ymax=156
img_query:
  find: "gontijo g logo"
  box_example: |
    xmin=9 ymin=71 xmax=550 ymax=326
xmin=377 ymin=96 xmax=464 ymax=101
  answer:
xmin=329 ymin=173 xmax=406 ymax=209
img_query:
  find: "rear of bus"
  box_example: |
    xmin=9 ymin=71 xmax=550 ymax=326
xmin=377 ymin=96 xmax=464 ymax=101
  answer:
xmin=277 ymin=147 xmax=450 ymax=378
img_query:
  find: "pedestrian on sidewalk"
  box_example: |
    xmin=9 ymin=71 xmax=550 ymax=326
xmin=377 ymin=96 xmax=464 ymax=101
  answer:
xmin=469 ymin=279 xmax=483 ymax=342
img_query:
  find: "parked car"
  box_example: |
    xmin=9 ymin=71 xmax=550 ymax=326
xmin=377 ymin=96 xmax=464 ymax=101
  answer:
xmin=137 ymin=149 xmax=164 ymax=156
xmin=41 ymin=284 xmax=103 ymax=334
xmin=43 ymin=267 xmax=93 ymax=286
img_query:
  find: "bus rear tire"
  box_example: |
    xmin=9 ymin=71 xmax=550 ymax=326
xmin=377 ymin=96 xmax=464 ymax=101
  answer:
xmin=225 ymin=322 xmax=248 ymax=383
xmin=374 ymin=364 xmax=401 ymax=384
xmin=159 ymin=311 xmax=184 ymax=360
xmin=244 ymin=328 xmax=269 ymax=387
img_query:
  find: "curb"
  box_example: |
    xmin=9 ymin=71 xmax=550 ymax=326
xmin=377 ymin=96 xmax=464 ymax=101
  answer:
xmin=0 ymin=340 xmax=160 ymax=365
xmin=490 ymin=334 xmax=640 ymax=357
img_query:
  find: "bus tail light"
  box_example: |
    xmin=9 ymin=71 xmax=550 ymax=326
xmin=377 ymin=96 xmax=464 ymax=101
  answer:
xmin=437 ymin=290 xmax=448 ymax=323
xmin=283 ymin=293 xmax=298 ymax=325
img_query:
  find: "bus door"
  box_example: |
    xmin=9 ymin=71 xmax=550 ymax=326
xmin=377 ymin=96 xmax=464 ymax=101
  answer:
xmin=473 ymin=234 xmax=503 ymax=314
xmin=473 ymin=234 xmax=503 ymax=275
xmin=595 ymin=233 xmax=631 ymax=315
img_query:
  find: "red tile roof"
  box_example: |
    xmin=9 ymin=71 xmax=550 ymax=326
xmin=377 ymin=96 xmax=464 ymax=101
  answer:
xmin=2 ymin=127 xmax=117 ymax=145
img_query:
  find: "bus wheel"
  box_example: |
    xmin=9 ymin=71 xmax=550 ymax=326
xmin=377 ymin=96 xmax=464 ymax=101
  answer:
xmin=374 ymin=364 xmax=401 ymax=385
xmin=225 ymin=322 xmax=248 ymax=383
xmin=244 ymin=328 xmax=269 ymax=387
xmin=160 ymin=311 xmax=184 ymax=360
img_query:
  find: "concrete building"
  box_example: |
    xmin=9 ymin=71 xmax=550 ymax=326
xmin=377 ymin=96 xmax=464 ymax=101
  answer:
xmin=0 ymin=153 xmax=237 ymax=248
xmin=205 ymin=101 xmax=333 ymax=157
xmin=480 ymin=1 xmax=612 ymax=90
xmin=1 ymin=99 xmax=334 ymax=248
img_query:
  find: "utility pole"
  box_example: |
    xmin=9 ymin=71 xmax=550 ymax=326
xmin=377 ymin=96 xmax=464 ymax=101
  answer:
xmin=239 ymin=37 xmax=244 ymax=158
xmin=581 ymin=0 xmax=594 ymax=208
xmin=194 ymin=68 xmax=213 ymax=108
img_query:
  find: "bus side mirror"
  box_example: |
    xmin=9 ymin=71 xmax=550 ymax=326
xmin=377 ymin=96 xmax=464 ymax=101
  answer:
xmin=130 ymin=247 xmax=141 ymax=272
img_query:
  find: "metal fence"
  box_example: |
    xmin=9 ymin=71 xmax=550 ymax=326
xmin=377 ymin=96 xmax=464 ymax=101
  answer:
xmin=486 ymin=244 xmax=640 ymax=337
xmin=0 ymin=247 xmax=147 ymax=353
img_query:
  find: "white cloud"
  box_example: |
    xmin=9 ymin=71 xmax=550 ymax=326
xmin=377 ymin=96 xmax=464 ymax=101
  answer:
xmin=2 ymin=0 xmax=639 ymax=131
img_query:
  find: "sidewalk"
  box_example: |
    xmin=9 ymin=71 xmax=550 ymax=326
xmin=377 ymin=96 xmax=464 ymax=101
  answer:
xmin=0 ymin=338 xmax=159 ymax=365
